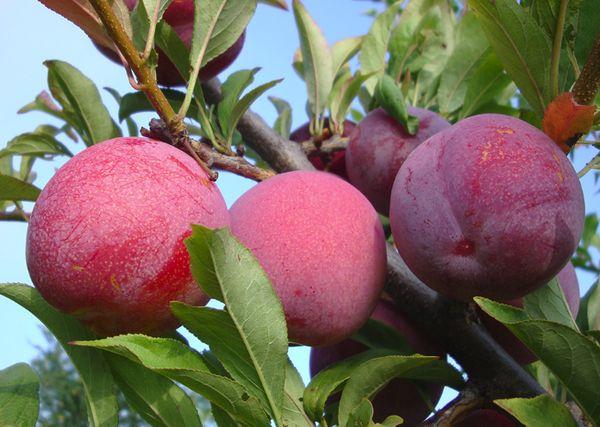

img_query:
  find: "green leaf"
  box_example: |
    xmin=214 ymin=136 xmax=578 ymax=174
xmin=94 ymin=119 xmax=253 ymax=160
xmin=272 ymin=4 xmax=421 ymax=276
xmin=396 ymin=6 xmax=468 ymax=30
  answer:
xmin=459 ymin=51 xmax=512 ymax=119
xmin=331 ymin=37 xmax=363 ymax=80
xmin=523 ymin=277 xmax=579 ymax=329
xmin=351 ymin=318 xmax=414 ymax=354
xmin=258 ymin=0 xmax=288 ymax=10
xmin=107 ymin=354 xmax=202 ymax=427
xmin=577 ymin=278 xmax=600 ymax=332
xmin=437 ymin=13 xmax=489 ymax=114
xmin=338 ymin=355 xmax=437 ymax=427
xmin=0 ymin=133 xmax=73 ymax=159
xmin=119 ymin=89 xmax=199 ymax=122
xmin=0 ymin=175 xmax=41 ymax=201
xmin=183 ymin=226 xmax=288 ymax=424
xmin=302 ymin=349 xmax=393 ymax=423
xmin=399 ymin=360 xmax=465 ymax=390
xmin=218 ymin=69 xmax=260 ymax=131
xmin=0 ymin=363 xmax=39 ymax=427
xmin=293 ymin=0 xmax=334 ymax=119
xmin=476 ymin=297 xmax=600 ymax=425
xmin=269 ymin=96 xmax=293 ymax=139
xmin=281 ymin=361 xmax=312 ymax=427
xmin=347 ymin=399 xmax=374 ymax=426
xmin=189 ymin=0 xmax=256 ymax=70
xmin=0 ymin=284 xmax=118 ymax=427
xmin=223 ymin=78 xmax=282 ymax=145
xmin=359 ymin=3 xmax=401 ymax=94
xmin=573 ymin=0 xmax=600 ymax=69
xmin=18 ymin=91 xmax=68 ymax=122
xmin=331 ymin=72 xmax=377 ymax=128
xmin=74 ymin=334 xmax=270 ymax=426
xmin=104 ymin=87 xmax=138 ymax=137
xmin=495 ymin=395 xmax=578 ymax=427
xmin=43 ymin=60 xmax=120 ymax=145
xmin=375 ymin=75 xmax=419 ymax=135
xmin=469 ymin=0 xmax=552 ymax=117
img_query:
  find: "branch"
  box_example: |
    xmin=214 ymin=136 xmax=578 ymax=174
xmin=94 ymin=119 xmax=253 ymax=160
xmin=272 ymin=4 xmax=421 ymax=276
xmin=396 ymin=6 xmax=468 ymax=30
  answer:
xmin=141 ymin=119 xmax=275 ymax=181
xmin=573 ymin=33 xmax=600 ymax=105
xmin=0 ymin=211 xmax=30 ymax=222
xmin=302 ymin=135 xmax=348 ymax=155
xmin=422 ymin=388 xmax=484 ymax=426
xmin=201 ymin=78 xmax=546 ymax=400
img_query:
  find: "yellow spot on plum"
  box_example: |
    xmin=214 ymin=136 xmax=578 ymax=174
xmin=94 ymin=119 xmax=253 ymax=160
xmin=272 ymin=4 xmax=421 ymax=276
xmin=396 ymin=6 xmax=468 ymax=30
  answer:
xmin=496 ymin=128 xmax=514 ymax=134
xmin=110 ymin=274 xmax=122 ymax=291
xmin=72 ymin=264 xmax=84 ymax=271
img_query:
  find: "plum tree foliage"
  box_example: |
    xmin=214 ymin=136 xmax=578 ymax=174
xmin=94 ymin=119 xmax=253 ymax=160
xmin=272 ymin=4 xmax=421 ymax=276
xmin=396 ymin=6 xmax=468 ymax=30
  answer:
xmin=0 ymin=0 xmax=599 ymax=426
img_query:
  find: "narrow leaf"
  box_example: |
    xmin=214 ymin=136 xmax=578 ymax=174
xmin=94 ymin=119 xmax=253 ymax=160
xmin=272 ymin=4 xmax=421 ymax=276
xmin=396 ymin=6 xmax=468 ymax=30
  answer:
xmin=0 ymin=133 xmax=73 ymax=159
xmin=523 ymin=277 xmax=579 ymax=330
xmin=269 ymin=96 xmax=293 ymax=139
xmin=0 ymin=284 xmax=118 ymax=427
xmin=331 ymin=37 xmax=363 ymax=79
xmin=495 ymin=395 xmax=578 ymax=427
xmin=0 ymin=175 xmax=41 ymax=202
xmin=375 ymin=75 xmax=419 ymax=135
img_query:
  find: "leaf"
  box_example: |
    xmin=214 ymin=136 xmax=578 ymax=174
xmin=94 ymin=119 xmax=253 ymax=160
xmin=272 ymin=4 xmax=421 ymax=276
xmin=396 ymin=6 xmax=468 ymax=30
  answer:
xmin=0 ymin=133 xmax=73 ymax=159
xmin=0 ymin=363 xmax=39 ymax=427
xmin=293 ymin=0 xmax=334 ymax=118
xmin=331 ymin=37 xmax=363 ymax=80
xmin=375 ymin=75 xmax=419 ymax=135
xmin=573 ymin=0 xmax=600 ymax=68
xmin=331 ymin=72 xmax=377 ymax=128
xmin=119 ymin=89 xmax=199 ymax=121
xmin=302 ymin=349 xmax=394 ymax=423
xmin=0 ymin=284 xmax=118 ymax=427
xmin=107 ymin=354 xmax=202 ymax=427
xmin=269 ymin=96 xmax=292 ymax=139
xmin=351 ymin=318 xmax=414 ymax=354
xmin=359 ymin=3 xmax=401 ymax=94
xmin=183 ymin=226 xmax=288 ymax=424
xmin=347 ymin=399 xmax=374 ymax=426
xmin=189 ymin=0 xmax=256 ymax=69
xmin=218 ymin=69 xmax=260 ymax=131
xmin=437 ymin=13 xmax=490 ymax=114
xmin=523 ymin=277 xmax=579 ymax=330
xmin=542 ymin=92 xmax=596 ymax=153
xmin=577 ymin=278 xmax=600 ymax=332
xmin=258 ymin=0 xmax=288 ymax=10
xmin=338 ymin=355 xmax=437 ymax=427
xmin=0 ymin=175 xmax=41 ymax=202
xmin=399 ymin=360 xmax=465 ymax=390
xmin=281 ymin=361 xmax=312 ymax=427
xmin=495 ymin=395 xmax=578 ymax=427
xmin=18 ymin=91 xmax=69 ymax=122
xmin=74 ymin=334 xmax=270 ymax=426
xmin=37 ymin=0 xmax=114 ymax=49
xmin=469 ymin=0 xmax=552 ymax=117
xmin=104 ymin=88 xmax=138 ymax=137
xmin=476 ymin=297 xmax=600 ymax=425
xmin=459 ymin=51 xmax=512 ymax=119
xmin=44 ymin=61 xmax=120 ymax=145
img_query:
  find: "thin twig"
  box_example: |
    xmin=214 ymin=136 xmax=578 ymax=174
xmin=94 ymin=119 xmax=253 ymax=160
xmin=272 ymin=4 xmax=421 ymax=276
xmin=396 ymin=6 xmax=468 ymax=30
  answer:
xmin=142 ymin=0 xmax=162 ymax=61
xmin=302 ymin=135 xmax=348 ymax=155
xmin=421 ymin=388 xmax=484 ymax=426
xmin=0 ymin=211 xmax=31 ymax=222
xmin=550 ymin=0 xmax=570 ymax=98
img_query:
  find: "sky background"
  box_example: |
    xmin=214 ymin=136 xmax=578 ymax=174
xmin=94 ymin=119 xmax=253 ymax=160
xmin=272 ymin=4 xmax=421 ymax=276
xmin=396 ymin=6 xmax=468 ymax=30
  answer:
xmin=1 ymin=0 xmax=599 ymax=418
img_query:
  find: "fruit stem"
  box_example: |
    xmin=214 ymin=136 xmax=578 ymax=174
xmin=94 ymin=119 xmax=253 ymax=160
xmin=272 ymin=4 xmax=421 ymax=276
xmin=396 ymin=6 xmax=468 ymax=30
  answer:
xmin=0 ymin=210 xmax=30 ymax=222
xmin=141 ymin=0 xmax=162 ymax=62
xmin=573 ymin=33 xmax=600 ymax=105
xmin=550 ymin=0 xmax=569 ymax=99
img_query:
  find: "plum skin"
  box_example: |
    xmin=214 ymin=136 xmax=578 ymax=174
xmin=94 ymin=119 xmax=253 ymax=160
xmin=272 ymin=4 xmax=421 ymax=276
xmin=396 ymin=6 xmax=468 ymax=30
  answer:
xmin=290 ymin=120 xmax=356 ymax=179
xmin=229 ymin=171 xmax=387 ymax=346
xmin=310 ymin=299 xmax=443 ymax=425
xmin=98 ymin=0 xmax=244 ymax=87
xmin=346 ymin=107 xmax=450 ymax=214
xmin=481 ymin=262 xmax=579 ymax=365
xmin=26 ymin=137 xmax=229 ymax=336
xmin=390 ymin=113 xmax=585 ymax=301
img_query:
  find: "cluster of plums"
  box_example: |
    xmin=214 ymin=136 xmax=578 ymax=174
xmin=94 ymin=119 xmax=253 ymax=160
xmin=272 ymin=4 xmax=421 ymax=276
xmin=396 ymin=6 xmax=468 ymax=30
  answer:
xmin=26 ymin=1 xmax=585 ymax=424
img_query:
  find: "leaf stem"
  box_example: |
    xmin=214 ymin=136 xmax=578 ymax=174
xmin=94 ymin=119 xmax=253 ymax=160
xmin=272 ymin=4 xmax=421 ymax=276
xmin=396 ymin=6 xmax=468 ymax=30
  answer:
xmin=0 ymin=210 xmax=30 ymax=222
xmin=550 ymin=0 xmax=569 ymax=98
xmin=572 ymin=33 xmax=600 ymax=105
xmin=577 ymin=152 xmax=600 ymax=178
xmin=141 ymin=0 xmax=162 ymax=61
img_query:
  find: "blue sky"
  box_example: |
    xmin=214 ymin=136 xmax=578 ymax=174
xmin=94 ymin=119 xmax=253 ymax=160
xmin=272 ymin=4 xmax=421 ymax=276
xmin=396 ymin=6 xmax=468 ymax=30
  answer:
xmin=1 ymin=0 xmax=598 ymax=416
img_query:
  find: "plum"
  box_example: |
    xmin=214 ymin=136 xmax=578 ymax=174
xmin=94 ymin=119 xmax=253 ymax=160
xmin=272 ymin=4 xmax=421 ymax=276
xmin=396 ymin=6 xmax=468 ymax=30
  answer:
xmin=97 ymin=0 xmax=244 ymax=86
xmin=481 ymin=262 xmax=579 ymax=365
xmin=346 ymin=107 xmax=450 ymax=214
xmin=456 ymin=409 xmax=520 ymax=426
xmin=390 ymin=114 xmax=584 ymax=301
xmin=290 ymin=119 xmax=356 ymax=179
xmin=26 ymin=137 xmax=229 ymax=336
xmin=310 ymin=299 xmax=443 ymax=425
xmin=229 ymin=171 xmax=387 ymax=346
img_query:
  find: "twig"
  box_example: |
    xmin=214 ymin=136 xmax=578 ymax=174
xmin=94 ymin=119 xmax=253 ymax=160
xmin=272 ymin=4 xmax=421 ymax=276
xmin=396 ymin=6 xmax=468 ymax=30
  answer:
xmin=200 ymin=77 xmax=547 ymax=400
xmin=577 ymin=152 xmax=600 ymax=178
xmin=142 ymin=0 xmax=162 ymax=61
xmin=0 ymin=211 xmax=31 ymax=222
xmin=302 ymin=135 xmax=348 ymax=155
xmin=421 ymin=388 xmax=484 ymax=426
xmin=573 ymin=33 xmax=600 ymax=105
xmin=141 ymin=120 xmax=275 ymax=182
